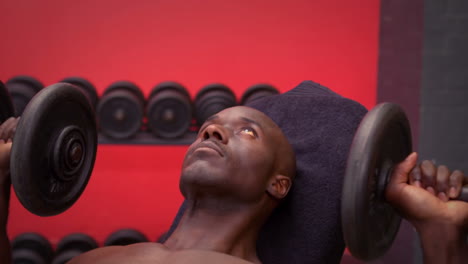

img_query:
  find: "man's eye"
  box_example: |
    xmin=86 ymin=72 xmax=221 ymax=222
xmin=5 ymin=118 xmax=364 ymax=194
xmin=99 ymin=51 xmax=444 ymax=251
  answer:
xmin=241 ymin=127 xmax=257 ymax=137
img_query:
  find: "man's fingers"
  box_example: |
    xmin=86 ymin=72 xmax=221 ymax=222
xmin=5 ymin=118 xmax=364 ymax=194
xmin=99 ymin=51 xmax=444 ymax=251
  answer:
xmin=420 ymin=160 xmax=436 ymax=191
xmin=435 ymin=165 xmax=450 ymax=201
xmin=0 ymin=142 xmax=12 ymax=172
xmin=409 ymin=166 xmax=422 ymax=187
xmin=390 ymin=152 xmax=418 ymax=185
xmin=0 ymin=117 xmax=17 ymax=141
xmin=448 ymin=170 xmax=464 ymax=199
xmin=0 ymin=119 xmax=8 ymax=140
xmin=5 ymin=117 xmax=18 ymax=141
xmin=10 ymin=117 xmax=19 ymax=139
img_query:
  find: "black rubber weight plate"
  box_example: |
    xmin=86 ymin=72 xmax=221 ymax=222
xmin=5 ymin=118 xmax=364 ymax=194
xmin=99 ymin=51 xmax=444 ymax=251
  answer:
xmin=341 ymin=103 xmax=412 ymax=261
xmin=104 ymin=229 xmax=148 ymax=246
xmin=6 ymin=76 xmax=44 ymax=117
xmin=0 ymin=81 xmax=15 ymax=123
xmin=56 ymin=233 xmax=98 ymax=254
xmin=240 ymin=84 xmax=279 ymax=105
xmin=60 ymin=77 xmax=99 ymax=109
xmin=150 ymin=81 xmax=191 ymax=100
xmin=11 ymin=83 xmax=97 ymax=216
xmin=147 ymin=89 xmax=192 ymax=138
xmin=97 ymin=89 xmax=144 ymax=139
xmin=12 ymin=232 xmax=53 ymax=262
xmin=6 ymin=75 xmax=44 ymax=93
xmin=194 ymin=84 xmax=236 ymax=125
xmin=103 ymin=81 xmax=145 ymax=105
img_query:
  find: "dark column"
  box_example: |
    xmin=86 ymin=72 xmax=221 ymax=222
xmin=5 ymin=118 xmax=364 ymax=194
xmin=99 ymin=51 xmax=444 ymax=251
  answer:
xmin=419 ymin=0 xmax=468 ymax=173
xmin=415 ymin=1 xmax=468 ymax=262
xmin=376 ymin=0 xmax=424 ymax=264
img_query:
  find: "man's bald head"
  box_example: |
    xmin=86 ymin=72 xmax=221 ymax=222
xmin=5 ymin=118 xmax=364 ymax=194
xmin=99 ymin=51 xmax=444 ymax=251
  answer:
xmin=180 ymin=106 xmax=296 ymax=204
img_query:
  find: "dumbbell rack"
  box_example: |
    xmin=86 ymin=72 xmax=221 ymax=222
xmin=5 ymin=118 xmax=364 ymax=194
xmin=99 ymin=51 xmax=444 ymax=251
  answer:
xmin=3 ymin=76 xmax=281 ymax=264
xmin=98 ymin=131 xmax=197 ymax=145
xmin=4 ymin=76 xmax=279 ymax=146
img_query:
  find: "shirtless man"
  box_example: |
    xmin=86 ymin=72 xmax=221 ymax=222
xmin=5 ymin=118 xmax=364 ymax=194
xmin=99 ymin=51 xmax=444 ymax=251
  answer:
xmin=0 ymin=106 xmax=467 ymax=263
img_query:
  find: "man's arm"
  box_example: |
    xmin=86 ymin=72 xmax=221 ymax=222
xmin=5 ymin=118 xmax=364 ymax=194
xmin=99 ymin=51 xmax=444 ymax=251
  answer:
xmin=0 ymin=118 xmax=19 ymax=264
xmin=0 ymin=142 xmax=12 ymax=264
xmin=417 ymin=219 xmax=467 ymax=264
xmin=387 ymin=153 xmax=468 ymax=264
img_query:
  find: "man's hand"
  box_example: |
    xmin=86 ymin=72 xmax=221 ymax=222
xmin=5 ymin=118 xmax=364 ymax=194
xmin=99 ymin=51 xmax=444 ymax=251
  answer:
xmin=386 ymin=152 xmax=468 ymax=264
xmin=386 ymin=152 xmax=468 ymax=228
xmin=0 ymin=142 xmax=11 ymax=186
xmin=0 ymin=117 xmax=19 ymax=184
xmin=0 ymin=117 xmax=18 ymax=142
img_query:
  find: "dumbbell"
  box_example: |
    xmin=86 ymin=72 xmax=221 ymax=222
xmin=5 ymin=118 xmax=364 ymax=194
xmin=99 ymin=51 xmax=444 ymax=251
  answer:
xmin=240 ymin=84 xmax=279 ymax=105
xmin=60 ymin=77 xmax=99 ymax=111
xmin=5 ymin=75 xmax=44 ymax=116
xmin=97 ymin=81 xmax=145 ymax=139
xmin=146 ymin=82 xmax=193 ymax=139
xmin=104 ymin=229 xmax=149 ymax=246
xmin=194 ymin=83 xmax=237 ymax=126
xmin=341 ymin=103 xmax=468 ymax=261
xmin=11 ymin=233 xmax=53 ymax=264
xmin=52 ymin=233 xmax=98 ymax=264
xmin=0 ymin=81 xmax=97 ymax=216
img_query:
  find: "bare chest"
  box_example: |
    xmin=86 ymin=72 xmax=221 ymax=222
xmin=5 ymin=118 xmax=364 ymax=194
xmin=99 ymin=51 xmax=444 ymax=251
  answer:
xmin=70 ymin=243 xmax=253 ymax=264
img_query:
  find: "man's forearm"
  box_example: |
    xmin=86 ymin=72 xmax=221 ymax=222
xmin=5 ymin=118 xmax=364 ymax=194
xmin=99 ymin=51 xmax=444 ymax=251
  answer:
xmin=0 ymin=172 xmax=11 ymax=264
xmin=418 ymin=222 xmax=468 ymax=264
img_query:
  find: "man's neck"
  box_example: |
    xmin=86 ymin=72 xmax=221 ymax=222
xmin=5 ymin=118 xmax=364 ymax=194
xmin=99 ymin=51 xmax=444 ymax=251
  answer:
xmin=163 ymin=197 xmax=272 ymax=263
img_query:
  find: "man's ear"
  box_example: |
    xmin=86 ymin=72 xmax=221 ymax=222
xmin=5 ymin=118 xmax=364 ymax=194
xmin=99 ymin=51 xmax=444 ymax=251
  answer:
xmin=266 ymin=175 xmax=292 ymax=199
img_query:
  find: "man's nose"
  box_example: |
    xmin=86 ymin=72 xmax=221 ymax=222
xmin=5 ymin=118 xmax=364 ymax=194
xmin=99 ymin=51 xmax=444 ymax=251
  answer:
xmin=203 ymin=124 xmax=228 ymax=144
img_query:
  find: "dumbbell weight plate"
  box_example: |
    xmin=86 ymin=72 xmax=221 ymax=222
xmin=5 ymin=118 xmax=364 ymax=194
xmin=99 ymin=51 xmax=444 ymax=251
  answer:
xmin=341 ymin=103 xmax=412 ymax=261
xmin=97 ymin=81 xmax=145 ymax=139
xmin=12 ymin=232 xmax=53 ymax=264
xmin=102 ymin=81 xmax=145 ymax=105
xmin=104 ymin=229 xmax=149 ymax=246
xmin=6 ymin=76 xmax=44 ymax=117
xmin=195 ymin=83 xmax=236 ymax=126
xmin=13 ymin=249 xmax=46 ymax=264
xmin=240 ymin=84 xmax=279 ymax=105
xmin=52 ymin=250 xmax=83 ymax=264
xmin=149 ymin=81 xmax=191 ymax=100
xmin=52 ymin=233 xmax=98 ymax=264
xmin=147 ymin=82 xmax=192 ymax=138
xmin=11 ymin=83 xmax=97 ymax=216
xmin=60 ymin=77 xmax=99 ymax=110
xmin=56 ymin=233 xmax=98 ymax=254
xmin=0 ymin=81 xmax=15 ymax=123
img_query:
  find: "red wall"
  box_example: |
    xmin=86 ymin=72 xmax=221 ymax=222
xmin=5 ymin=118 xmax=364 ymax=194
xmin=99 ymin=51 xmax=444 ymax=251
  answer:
xmin=0 ymin=0 xmax=380 ymax=246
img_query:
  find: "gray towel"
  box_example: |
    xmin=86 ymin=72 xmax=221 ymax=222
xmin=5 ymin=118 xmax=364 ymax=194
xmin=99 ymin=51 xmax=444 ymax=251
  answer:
xmin=161 ymin=80 xmax=368 ymax=264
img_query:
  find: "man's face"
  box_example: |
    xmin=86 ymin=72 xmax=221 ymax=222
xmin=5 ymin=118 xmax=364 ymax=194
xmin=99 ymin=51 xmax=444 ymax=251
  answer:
xmin=180 ymin=106 xmax=279 ymax=203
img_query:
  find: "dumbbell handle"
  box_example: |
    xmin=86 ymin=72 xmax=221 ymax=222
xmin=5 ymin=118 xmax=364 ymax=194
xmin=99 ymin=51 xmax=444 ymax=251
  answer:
xmin=456 ymin=173 xmax=468 ymax=202
xmin=458 ymin=186 xmax=468 ymax=202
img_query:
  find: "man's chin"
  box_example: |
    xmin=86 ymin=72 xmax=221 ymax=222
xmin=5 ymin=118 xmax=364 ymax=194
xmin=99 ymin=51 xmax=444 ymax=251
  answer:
xmin=181 ymin=155 xmax=224 ymax=175
xmin=181 ymin=166 xmax=225 ymax=186
xmin=180 ymin=167 xmax=230 ymax=197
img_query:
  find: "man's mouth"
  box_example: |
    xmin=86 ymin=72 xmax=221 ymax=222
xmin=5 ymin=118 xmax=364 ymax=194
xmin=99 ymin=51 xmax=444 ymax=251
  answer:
xmin=193 ymin=140 xmax=225 ymax=157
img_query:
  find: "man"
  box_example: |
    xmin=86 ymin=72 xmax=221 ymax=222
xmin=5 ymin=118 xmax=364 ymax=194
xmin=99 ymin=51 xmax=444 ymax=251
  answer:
xmin=0 ymin=106 xmax=467 ymax=263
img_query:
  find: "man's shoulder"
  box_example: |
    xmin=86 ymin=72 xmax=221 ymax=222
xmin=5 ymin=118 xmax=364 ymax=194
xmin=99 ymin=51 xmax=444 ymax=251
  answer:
xmin=69 ymin=243 xmax=169 ymax=264
xmin=69 ymin=243 xmax=253 ymax=264
xmin=168 ymin=249 xmax=254 ymax=264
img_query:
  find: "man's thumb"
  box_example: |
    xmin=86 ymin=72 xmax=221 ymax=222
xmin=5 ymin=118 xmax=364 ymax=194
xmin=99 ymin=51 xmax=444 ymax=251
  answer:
xmin=390 ymin=152 xmax=418 ymax=185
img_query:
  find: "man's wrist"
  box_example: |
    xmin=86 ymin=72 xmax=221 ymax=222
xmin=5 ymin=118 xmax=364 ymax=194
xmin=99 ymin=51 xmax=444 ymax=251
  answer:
xmin=417 ymin=221 xmax=467 ymax=264
xmin=0 ymin=169 xmax=10 ymax=187
xmin=0 ymin=173 xmax=11 ymax=231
